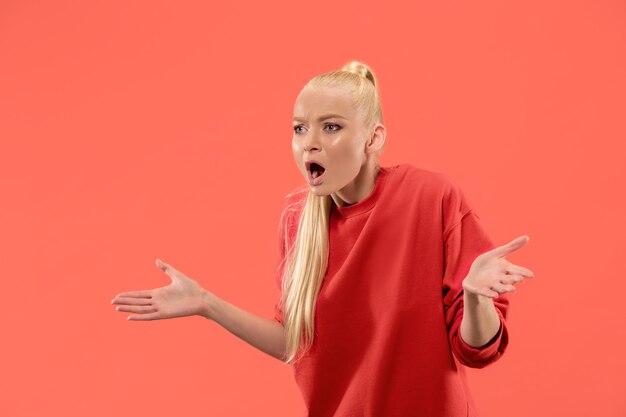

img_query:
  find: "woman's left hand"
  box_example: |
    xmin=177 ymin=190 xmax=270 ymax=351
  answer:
xmin=462 ymin=235 xmax=535 ymax=298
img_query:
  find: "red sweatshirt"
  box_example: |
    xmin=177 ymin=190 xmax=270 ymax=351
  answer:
xmin=273 ymin=163 xmax=509 ymax=417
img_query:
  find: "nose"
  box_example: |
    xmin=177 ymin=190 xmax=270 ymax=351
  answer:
xmin=303 ymin=131 xmax=321 ymax=152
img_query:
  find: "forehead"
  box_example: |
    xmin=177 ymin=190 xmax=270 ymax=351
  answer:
xmin=293 ymin=85 xmax=357 ymax=120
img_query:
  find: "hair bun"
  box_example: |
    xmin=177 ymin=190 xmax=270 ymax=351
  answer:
xmin=341 ymin=60 xmax=376 ymax=87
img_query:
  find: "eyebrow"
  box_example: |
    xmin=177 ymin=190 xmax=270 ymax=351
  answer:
xmin=292 ymin=113 xmax=348 ymax=123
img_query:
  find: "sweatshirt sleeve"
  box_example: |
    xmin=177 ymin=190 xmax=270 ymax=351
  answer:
xmin=441 ymin=180 xmax=510 ymax=369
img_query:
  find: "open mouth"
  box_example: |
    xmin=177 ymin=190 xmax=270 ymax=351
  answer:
xmin=309 ymin=162 xmax=326 ymax=179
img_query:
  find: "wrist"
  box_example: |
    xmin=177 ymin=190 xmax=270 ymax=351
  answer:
xmin=463 ymin=288 xmax=491 ymax=304
xmin=200 ymin=289 xmax=219 ymax=320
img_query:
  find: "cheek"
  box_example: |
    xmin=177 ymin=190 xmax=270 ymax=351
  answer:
xmin=292 ymin=141 xmax=301 ymax=162
xmin=335 ymin=141 xmax=363 ymax=165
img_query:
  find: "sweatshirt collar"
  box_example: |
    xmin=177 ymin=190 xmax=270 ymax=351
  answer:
xmin=331 ymin=165 xmax=396 ymax=219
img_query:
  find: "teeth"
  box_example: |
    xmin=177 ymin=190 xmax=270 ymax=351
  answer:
xmin=312 ymin=169 xmax=319 ymax=178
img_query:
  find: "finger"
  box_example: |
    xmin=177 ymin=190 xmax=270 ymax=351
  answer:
xmin=128 ymin=312 xmax=162 ymax=321
xmin=492 ymin=282 xmax=516 ymax=293
xmin=506 ymin=264 xmax=534 ymax=278
xmin=111 ymin=296 xmax=152 ymax=306
xmin=482 ymin=288 xmax=500 ymax=298
xmin=113 ymin=290 xmax=152 ymax=300
xmin=489 ymin=235 xmax=530 ymax=258
xmin=116 ymin=305 xmax=158 ymax=314
xmin=501 ymin=274 xmax=525 ymax=284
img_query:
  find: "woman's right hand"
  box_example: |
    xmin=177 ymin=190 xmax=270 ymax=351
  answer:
xmin=111 ymin=259 xmax=215 ymax=321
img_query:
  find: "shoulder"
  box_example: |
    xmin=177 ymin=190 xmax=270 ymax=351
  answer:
xmin=394 ymin=163 xmax=475 ymax=227
xmin=393 ymin=163 xmax=460 ymax=198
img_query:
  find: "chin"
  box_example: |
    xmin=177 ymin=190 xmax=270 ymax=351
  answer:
xmin=309 ymin=185 xmax=331 ymax=196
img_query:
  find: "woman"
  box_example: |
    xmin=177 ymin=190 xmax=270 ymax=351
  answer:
xmin=111 ymin=60 xmax=534 ymax=417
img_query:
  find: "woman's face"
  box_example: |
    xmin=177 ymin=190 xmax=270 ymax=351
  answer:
xmin=292 ymin=85 xmax=371 ymax=198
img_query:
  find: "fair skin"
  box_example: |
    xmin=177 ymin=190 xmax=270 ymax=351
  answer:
xmin=111 ymin=259 xmax=289 ymax=361
xmin=111 ymin=82 xmax=534 ymax=362
xmin=292 ymin=84 xmax=386 ymax=207
xmin=460 ymin=235 xmax=534 ymax=347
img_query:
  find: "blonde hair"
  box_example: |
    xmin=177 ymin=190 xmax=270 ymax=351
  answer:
xmin=277 ymin=60 xmax=384 ymax=365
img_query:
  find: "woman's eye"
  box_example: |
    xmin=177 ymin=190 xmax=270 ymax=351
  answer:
xmin=293 ymin=124 xmax=341 ymax=134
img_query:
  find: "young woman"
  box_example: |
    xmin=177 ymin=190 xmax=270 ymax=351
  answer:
xmin=111 ymin=60 xmax=534 ymax=417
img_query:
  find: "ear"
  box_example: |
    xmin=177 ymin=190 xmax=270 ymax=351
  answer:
xmin=366 ymin=123 xmax=386 ymax=154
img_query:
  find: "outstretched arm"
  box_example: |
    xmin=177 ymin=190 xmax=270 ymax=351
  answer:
xmin=203 ymin=291 xmax=287 ymax=362
xmin=460 ymin=235 xmax=534 ymax=347
xmin=112 ymin=259 xmax=288 ymax=363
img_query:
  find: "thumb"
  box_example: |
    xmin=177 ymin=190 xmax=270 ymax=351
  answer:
xmin=156 ymin=258 xmax=181 ymax=282
xmin=156 ymin=258 xmax=169 ymax=272
xmin=489 ymin=235 xmax=529 ymax=259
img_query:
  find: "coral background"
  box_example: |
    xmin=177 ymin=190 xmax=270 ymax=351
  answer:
xmin=1 ymin=1 xmax=624 ymax=416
